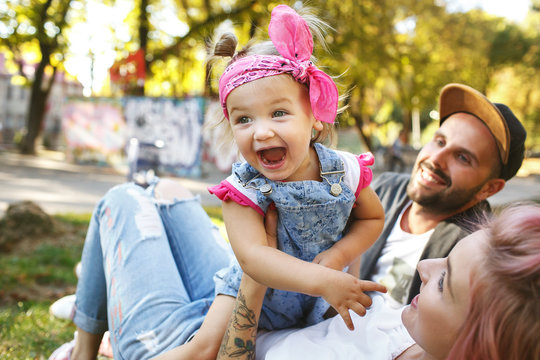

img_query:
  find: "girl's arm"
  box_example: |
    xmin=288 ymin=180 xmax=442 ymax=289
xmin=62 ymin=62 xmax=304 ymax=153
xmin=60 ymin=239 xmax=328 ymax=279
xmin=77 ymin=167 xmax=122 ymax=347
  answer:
xmin=222 ymin=199 xmax=386 ymax=330
xmin=313 ymin=186 xmax=384 ymax=272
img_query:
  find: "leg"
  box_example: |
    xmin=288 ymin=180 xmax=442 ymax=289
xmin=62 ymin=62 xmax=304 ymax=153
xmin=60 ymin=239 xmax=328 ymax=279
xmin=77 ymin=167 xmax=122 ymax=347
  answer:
xmin=71 ymin=328 xmax=102 ymax=360
xmin=73 ymin=181 xmax=231 ymax=359
xmin=154 ymin=179 xmax=233 ymax=301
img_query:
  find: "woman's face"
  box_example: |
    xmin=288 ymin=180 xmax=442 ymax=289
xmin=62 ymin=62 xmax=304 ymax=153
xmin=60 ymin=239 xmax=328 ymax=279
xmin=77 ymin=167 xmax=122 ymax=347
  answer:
xmin=401 ymin=230 xmax=488 ymax=359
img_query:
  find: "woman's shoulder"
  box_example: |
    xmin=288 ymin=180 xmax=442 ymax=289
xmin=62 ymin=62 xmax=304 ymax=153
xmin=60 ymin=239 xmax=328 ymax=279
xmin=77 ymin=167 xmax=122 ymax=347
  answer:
xmin=256 ymin=295 xmax=414 ymax=359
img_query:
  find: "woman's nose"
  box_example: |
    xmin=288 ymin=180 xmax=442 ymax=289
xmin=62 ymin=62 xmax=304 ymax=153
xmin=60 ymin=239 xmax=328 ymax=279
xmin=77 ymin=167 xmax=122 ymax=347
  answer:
xmin=417 ymin=258 xmax=440 ymax=284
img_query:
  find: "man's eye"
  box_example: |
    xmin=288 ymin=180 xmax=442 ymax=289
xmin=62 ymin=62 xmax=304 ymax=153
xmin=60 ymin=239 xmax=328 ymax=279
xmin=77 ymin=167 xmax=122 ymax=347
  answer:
xmin=457 ymin=154 xmax=471 ymax=165
xmin=273 ymin=110 xmax=287 ymax=118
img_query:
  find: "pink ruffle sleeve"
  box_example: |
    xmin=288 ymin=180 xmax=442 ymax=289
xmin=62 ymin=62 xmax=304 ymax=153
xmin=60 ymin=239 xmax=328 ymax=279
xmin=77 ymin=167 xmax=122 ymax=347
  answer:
xmin=355 ymin=152 xmax=374 ymax=197
xmin=208 ymin=181 xmax=265 ymax=217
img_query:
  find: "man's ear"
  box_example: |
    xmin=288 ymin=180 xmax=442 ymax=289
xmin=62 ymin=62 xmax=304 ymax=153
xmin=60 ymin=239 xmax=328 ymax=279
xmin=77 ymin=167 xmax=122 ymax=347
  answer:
xmin=475 ymin=178 xmax=506 ymax=202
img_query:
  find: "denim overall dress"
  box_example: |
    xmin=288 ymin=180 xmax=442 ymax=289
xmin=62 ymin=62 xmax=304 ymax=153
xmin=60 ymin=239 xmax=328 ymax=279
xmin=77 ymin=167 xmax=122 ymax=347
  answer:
xmin=213 ymin=143 xmax=357 ymax=330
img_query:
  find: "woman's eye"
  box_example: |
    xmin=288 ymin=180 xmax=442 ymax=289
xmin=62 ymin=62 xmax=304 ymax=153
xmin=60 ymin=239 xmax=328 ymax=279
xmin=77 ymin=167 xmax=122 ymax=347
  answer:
xmin=273 ymin=110 xmax=287 ymax=118
xmin=438 ymin=271 xmax=446 ymax=292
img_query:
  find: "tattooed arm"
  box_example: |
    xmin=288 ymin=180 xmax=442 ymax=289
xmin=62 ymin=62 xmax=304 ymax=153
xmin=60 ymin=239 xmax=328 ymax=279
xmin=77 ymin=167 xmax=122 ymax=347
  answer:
xmin=217 ymin=208 xmax=278 ymax=360
xmin=217 ymin=274 xmax=267 ymax=360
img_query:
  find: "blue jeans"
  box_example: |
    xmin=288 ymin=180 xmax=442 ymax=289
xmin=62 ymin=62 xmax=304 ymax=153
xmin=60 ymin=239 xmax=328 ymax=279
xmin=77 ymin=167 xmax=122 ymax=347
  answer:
xmin=73 ymin=181 xmax=232 ymax=360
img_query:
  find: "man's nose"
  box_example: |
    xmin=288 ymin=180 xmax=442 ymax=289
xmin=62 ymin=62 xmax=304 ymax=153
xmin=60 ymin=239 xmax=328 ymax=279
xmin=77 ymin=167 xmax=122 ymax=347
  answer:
xmin=429 ymin=147 xmax=449 ymax=170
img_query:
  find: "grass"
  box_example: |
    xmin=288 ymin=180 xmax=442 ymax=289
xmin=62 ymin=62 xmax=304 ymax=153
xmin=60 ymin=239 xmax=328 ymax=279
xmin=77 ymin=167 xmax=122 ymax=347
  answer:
xmin=0 ymin=207 xmax=223 ymax=359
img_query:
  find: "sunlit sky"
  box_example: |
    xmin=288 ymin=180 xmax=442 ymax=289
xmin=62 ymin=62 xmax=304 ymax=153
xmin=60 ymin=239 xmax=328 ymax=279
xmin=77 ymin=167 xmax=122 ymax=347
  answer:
xmin=65 ymin=0 xmax=533 ymax=96
xmin=450 ymin=0 xmax=531 ymax=22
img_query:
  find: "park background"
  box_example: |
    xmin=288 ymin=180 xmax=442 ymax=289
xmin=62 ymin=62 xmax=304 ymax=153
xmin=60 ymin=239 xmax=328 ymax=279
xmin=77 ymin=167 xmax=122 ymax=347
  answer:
xmin=1 ymin=0 xmax=540 ymax=358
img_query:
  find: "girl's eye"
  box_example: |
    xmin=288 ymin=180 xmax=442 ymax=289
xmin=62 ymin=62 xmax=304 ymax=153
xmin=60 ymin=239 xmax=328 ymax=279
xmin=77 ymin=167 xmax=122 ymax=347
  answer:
xmin=273 ymin=110 xmax=287 ymax=118
xmin=235 ymin=116 xmax=251 ymax=124
xmin=438 ymin=271 xmax=446 ymax=292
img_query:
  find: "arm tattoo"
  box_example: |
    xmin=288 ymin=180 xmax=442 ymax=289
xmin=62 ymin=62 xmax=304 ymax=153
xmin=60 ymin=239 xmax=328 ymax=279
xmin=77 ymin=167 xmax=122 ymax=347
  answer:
xmin=218 ymin=289 xmax=258 ymax=359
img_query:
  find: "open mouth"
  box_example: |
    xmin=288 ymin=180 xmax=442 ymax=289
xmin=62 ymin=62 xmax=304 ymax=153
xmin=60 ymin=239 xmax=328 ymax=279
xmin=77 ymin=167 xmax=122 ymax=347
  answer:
xmin=258 ymin=147 xmax=286 ymax=167
xmin=418 ymin=163 xmax=450 ymax=186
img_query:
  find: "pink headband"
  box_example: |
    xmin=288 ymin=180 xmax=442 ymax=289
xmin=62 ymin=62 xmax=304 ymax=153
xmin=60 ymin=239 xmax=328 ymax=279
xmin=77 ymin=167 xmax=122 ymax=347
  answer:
xmin=218 ymin=4 xmax=338 ymax=124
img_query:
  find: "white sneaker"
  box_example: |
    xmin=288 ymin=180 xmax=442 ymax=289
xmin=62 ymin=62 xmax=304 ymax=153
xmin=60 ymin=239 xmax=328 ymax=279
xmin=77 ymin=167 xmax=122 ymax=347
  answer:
xmin=49 ymin=294 xmax=76 ymax=320
xmin=74 ymin=262 xmax=82 ymax=279
xmin=48 ymin=332 xmax=76 ymax=360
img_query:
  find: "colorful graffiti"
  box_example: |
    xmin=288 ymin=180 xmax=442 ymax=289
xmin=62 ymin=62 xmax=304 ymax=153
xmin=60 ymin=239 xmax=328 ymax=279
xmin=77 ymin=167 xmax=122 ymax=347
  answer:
xmin=61 ymin=96 xmax=237 ymax=178
xmin=62 ymin=99 xmax=126 ymax=165
xmin=123 ymin=97 xmax=205 ymax=177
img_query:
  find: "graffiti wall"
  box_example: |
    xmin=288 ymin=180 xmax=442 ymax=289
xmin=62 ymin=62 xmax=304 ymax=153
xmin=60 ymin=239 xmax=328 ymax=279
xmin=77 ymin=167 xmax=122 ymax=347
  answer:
xmin=123 ymin=97 xmax=205 ymax=177
xmin=62 ymin=99 xmax=126 ymax=165
xmin=62 ymin=96 xmax=235 ymax=178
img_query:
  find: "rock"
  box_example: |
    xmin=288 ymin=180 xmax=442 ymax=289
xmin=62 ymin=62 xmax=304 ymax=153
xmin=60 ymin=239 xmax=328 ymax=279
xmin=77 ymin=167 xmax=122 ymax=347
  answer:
xmin=0 ymin=201 xmax=58 ymax=251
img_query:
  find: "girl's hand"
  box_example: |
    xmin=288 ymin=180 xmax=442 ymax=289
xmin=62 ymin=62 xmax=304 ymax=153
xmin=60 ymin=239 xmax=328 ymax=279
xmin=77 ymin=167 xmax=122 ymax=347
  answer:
xmin=320 ymin=271 xmax=386 ymax=331
xmin=312 ymin=248 xmax=347 ymax=271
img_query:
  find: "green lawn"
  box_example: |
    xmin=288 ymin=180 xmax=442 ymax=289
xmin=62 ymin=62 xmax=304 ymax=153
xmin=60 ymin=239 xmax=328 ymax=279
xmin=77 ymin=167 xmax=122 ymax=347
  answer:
xmin=0 ymin=207 xmax=223 ymax=359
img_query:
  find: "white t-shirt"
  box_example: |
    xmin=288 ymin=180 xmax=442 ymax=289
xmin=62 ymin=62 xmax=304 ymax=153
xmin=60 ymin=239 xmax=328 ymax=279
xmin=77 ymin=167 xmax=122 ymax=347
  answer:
xmin=256 ymin=295 xmax=414 ymax=359
xmin=371 ymin=202 xmax=434 ymax=308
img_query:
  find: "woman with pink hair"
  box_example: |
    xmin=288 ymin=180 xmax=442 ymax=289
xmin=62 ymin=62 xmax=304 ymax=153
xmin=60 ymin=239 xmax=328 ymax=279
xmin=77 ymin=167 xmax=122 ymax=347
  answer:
xmin=218 ymin=203 xmax=540 ymax=360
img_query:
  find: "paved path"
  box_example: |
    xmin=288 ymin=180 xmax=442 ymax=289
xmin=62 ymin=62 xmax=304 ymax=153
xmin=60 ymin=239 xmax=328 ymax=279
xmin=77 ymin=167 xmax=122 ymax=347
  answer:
xmin=0 ymin=151 xmax=224 ymax=216
xmin=1 ymin=150 xmax=539 ymax=216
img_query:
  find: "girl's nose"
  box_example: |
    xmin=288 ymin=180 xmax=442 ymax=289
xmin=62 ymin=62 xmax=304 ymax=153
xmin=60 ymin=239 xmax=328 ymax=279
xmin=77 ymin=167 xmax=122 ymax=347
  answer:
xmin=253 ymin=120 xmax=275 ymax=140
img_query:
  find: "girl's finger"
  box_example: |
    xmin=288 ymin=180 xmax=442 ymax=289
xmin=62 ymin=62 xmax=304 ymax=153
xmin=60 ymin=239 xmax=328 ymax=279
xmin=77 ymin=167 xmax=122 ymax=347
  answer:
xmin=339 ymin=309 xmax=354 ymax=331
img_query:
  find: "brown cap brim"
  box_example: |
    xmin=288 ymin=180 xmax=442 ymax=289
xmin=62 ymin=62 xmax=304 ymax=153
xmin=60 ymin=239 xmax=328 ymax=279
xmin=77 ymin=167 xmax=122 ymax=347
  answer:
xmin=439 ymin=83 xmax=510 ymax=164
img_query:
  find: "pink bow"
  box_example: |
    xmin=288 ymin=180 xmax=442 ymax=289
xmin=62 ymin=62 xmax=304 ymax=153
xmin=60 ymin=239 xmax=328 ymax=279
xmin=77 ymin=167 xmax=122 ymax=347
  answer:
xmin=218 ymin=4 xmax=338 ymax=124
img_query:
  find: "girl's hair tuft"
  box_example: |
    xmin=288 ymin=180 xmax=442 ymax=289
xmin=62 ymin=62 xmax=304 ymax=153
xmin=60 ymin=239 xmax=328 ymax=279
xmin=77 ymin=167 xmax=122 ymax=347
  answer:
xmin=213 ymin=32 xmax=238 ymax=58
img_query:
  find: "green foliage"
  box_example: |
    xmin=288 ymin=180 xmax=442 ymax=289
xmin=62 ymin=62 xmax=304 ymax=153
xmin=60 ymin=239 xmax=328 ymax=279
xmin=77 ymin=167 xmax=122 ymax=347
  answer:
xmin=0 ymin=207 xmax=223 ymax=359
xmin=0 ymin=301 xmax=76 ymax=359
xmin=1 ymin=0 xmax=539 ymax=151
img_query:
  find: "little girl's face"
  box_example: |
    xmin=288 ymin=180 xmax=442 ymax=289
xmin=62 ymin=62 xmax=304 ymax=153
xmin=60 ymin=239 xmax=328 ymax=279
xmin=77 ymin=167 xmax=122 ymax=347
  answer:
xmin=226 ymin=74 xmax=323 ymax=182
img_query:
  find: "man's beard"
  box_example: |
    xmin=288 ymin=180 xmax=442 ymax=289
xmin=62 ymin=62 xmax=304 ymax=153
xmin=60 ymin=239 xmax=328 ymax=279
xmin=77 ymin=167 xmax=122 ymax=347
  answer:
xmin=407 ymin=163 xmax=486 ymax=215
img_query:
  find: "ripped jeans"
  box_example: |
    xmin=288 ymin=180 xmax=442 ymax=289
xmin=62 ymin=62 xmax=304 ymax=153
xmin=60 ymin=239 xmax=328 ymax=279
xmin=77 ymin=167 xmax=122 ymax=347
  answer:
xmin=73 ymin=180 xmax=233 ymax=360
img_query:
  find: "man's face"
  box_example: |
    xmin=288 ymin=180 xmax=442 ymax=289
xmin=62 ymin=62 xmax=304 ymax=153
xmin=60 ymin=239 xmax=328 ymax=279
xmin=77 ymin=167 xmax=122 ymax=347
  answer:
xmin=407 ymin=113 xmax=500 ymax=214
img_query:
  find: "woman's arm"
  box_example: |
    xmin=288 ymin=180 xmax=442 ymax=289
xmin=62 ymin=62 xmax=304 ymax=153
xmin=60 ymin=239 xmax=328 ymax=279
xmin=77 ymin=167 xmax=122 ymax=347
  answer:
xmin=217 ymin=207 xmax=279 ymax=360
xmin=217 ymin=274 xmax=267 ymax=360
xmin=313 ymin=186 xmax=384 ymax=271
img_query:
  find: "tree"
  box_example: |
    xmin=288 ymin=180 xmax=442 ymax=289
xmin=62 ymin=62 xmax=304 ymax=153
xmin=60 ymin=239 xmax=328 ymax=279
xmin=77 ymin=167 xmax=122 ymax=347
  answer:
xmin=0 ymin=0 xmax=80 ymax=154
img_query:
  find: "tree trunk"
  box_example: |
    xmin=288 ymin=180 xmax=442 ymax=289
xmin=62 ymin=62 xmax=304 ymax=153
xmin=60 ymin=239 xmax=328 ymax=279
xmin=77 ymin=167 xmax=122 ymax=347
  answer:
xmin=19 ymin=57 xmax=48 ymax=154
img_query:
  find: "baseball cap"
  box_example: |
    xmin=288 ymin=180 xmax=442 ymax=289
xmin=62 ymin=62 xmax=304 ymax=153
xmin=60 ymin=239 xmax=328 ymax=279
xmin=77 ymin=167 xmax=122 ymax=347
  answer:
xmin=439 ymin=83 xmax=527 ymax=180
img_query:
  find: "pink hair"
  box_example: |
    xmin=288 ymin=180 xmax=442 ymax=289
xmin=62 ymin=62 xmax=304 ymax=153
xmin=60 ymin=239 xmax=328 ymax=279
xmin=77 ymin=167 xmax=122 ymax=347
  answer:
xmin=447 ymin=203 xmax=540 ymax=360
